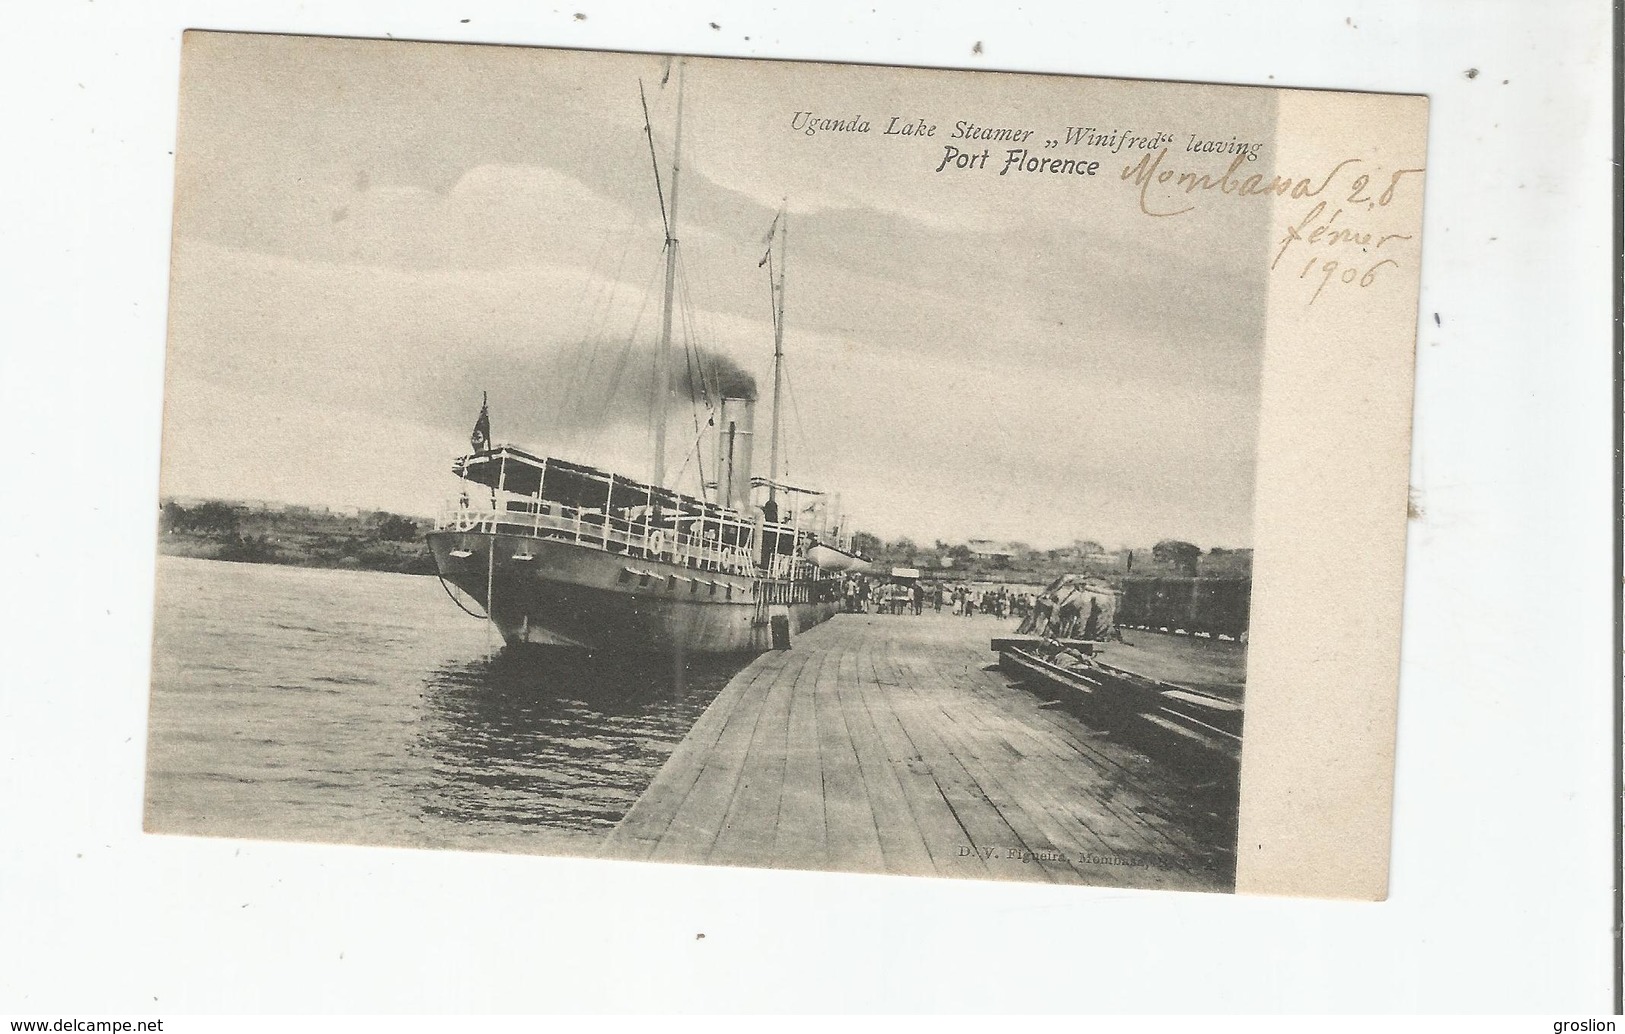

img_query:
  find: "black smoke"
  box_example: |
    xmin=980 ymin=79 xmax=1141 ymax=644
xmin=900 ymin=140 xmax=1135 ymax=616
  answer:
xmin=411 ymin=338 xmax=758 ymax=448
xmin=685 ymin=348 xmax=758 ymax=402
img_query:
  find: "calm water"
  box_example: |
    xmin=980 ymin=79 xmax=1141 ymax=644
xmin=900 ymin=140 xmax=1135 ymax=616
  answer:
xmin=145 ymin=556 xmax=743 ymax=856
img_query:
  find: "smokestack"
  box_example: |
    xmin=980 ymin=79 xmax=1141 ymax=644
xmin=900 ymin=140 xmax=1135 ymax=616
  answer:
xmin=712 ymin=397 xmax=756 ymax=512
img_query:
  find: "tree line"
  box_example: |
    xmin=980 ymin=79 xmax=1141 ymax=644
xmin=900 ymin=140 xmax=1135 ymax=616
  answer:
xmin=846 ymin=529 xmax=1245 ymax=579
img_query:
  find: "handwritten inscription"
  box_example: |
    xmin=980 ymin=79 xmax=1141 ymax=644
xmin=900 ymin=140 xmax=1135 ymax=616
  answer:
xmin=779 ymin=109 xmax=1423 ymax=308
xmin=1268 ymin=169 xmax=1424 ymax=305
xmin=1271 ymin=200 xmax=1416 ymax=304
xmin=1120 ymin=149 xmax=1362 ymax=218
xmin=1114 ymin=148 xmax=1423 ymax=306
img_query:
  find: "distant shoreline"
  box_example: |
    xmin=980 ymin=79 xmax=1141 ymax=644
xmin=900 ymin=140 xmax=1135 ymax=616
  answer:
xmin=154 ymin=497 xmax=1254 ymax=591
xmin=157 ymin=531 xmax=438 ymax=576
xmin=157 ymin=500 xmax=437 ymax=576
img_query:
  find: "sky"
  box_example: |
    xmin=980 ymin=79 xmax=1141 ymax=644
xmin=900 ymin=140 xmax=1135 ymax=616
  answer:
xmin=160 ymin=32 xmax=1278 ymax=550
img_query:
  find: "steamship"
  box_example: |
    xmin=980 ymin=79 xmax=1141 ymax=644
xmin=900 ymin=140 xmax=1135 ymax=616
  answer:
xmin=425 ymin=65 xmax=865 ymax=656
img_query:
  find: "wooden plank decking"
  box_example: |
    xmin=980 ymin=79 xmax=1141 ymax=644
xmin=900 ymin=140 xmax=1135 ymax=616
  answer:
xmin=603 ymin=613 xmax=1235 ymax=891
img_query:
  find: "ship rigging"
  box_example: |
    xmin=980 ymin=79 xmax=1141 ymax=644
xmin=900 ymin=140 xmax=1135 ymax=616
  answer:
xmin=426 ymin=62 xmax=863 ymax=655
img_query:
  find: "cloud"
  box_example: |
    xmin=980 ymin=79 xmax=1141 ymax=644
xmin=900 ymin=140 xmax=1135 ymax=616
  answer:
xmin=159 ymin=36 xmax=1273 ymax=549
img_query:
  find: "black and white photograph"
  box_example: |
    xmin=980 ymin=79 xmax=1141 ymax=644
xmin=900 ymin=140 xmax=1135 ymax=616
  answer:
xmin=10 ymin=0 xmax=1623 ymax=1017
xmin=145 ymin=31 xmax=1426 ymax=897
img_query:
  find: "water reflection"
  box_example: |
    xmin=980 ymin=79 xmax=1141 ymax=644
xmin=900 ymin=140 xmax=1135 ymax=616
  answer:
xmin=413 ymin=648 xmax=752 ymax=834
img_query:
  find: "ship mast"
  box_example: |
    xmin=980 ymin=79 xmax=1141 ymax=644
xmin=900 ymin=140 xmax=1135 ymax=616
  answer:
xmin=767 ymin=206 xmax=787 ymax=516
xmin=652 ymin=64 xmax=685 ymax=493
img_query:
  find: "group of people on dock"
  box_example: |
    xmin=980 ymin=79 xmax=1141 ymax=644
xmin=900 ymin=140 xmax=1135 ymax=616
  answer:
xmin=838 ymin=575 xmax=1038 ymax=620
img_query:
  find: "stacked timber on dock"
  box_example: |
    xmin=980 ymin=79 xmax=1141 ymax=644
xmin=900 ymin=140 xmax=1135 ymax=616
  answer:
xmin=603 ymin=613 xmax=1235 ymax=891
xmin=995 ymin=631 xmax=1244 ymax=765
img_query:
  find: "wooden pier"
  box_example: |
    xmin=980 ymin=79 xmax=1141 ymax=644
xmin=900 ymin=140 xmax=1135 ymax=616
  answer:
xmin=603 ymin=612 xmax=1235 ymax=891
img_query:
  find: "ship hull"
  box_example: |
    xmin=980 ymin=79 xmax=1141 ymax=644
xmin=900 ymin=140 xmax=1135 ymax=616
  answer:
xmin=427 ymin=530 xmax=838 ymax=655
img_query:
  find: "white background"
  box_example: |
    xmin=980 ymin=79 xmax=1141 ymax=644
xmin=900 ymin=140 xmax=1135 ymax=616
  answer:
xmin=0 ymin=0 xmax=1615 ymax=1014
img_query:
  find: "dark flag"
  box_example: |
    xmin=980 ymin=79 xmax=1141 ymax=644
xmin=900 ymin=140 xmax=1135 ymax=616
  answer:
xmin=470 ymin=391 xmax=491 ymax=453
xmin=758 ymin=209 xmax=781 ymax=267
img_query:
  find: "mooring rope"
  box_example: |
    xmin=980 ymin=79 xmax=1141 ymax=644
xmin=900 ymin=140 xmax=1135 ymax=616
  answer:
xmin=437 ymin=572 xmax=489 ymax=620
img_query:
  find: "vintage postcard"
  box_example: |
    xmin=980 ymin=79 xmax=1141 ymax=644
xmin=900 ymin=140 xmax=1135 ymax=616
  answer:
xmin=147 ymin=31 xmax=1426 ymax=899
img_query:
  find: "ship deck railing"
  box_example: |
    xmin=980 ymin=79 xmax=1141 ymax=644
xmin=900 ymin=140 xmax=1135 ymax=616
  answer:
xmin=436 ymin=501 xmax=800 ymax=580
